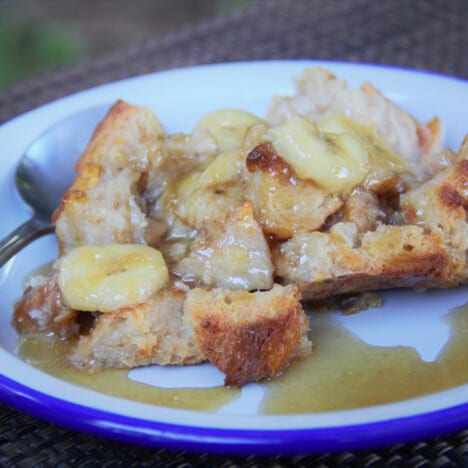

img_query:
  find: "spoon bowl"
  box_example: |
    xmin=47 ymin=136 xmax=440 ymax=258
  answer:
xmin=0 ymin=104 xmax=109 ymax=267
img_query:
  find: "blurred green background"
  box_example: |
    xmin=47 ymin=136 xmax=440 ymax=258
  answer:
xmin=0 ymin=0 xmax=255 ymax=88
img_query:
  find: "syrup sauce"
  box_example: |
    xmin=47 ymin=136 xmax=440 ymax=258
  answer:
xmin=262 ymin=304 xmax=468 ymax=414
xmin=17 ymin=304 xmax=467 ymax=414
xmin=17 ymin=337 xmax=238 ymax=411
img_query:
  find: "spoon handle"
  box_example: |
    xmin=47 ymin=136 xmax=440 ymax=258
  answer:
xmin=0 ymin=217 xmax=54 ymax=268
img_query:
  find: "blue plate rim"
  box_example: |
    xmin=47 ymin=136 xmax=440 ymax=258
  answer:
xmin=1 ymin=372 xmax=467 ymax=455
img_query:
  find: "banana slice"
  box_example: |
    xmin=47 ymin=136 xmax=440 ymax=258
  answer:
xmin=267 ymin=116 xmax=369 ymax=193
xmin=195 ymin=109 xmax=263 ymax=150
xmin=175 ymin=149 xmax=243 ymax=198
xmin=318 ymin=114 xmax=407 ymax=172
xmin=197 ymin=149 xmax=244 ymax=187
xmin=58 ymin=244 xmax=169 ymax=312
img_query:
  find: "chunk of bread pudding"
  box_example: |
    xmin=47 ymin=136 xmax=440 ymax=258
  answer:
xmin=13 ymin=68 xmax=467 ymax=387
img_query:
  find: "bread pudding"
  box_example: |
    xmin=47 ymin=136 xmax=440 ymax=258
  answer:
xmin=13 ymin=67 xmax=468 ymax=387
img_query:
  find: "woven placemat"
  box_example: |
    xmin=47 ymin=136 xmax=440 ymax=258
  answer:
xmin=1 ymin=0 xmax=467 ymax=124
xmin=0 ymin=403 xmax=466 ymax=467
xmin=1 ymin=0 xmax=467 ymax=466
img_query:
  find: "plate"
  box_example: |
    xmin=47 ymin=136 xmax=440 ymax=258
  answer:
xmin=0 ymin=61 xmax=467 ymax=455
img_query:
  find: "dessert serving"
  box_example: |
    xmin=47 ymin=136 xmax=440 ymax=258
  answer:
xmin=13 ymin=67 xmax=468 ymax=387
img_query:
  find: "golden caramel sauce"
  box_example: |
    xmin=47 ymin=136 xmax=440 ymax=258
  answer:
xmin=17 ymin=304 xmax=467 ymax=415
xmin=17 ymin=337 xmax=238 ymax=411
xmin=262 ymin=304 xmax=468 ymax=414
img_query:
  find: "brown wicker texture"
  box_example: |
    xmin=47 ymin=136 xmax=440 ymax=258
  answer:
xmin=1 ymin=0 xmax=467 ymax=466
xmin=0 ymin=0 xmax=467 ymax=124
xmin=0 ymin=403 xmax=466 ymax=467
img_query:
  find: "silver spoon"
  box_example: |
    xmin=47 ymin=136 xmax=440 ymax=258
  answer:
xmin=0 ymin=104 xmax=109 ymax=268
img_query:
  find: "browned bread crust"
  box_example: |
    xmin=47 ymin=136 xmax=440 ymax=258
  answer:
xmin=14 ymin=268 xmax=310 ymax=386
xmin=184 ymin=284 xmax=311 ymax=386
xmin=13 ymin=260 xmax=79 ymax=339
xmin=52 ymin=100 xmax=165 ymax=253
xmin=68 ymin=288 xmax=204 ymax=371
xmin=267 ymin=67 xmax=443 ymax=162
xmin=276 ymin=225 xmax=452 ymax=301
xmin=401 ymin=138 xmax=468 ymax=285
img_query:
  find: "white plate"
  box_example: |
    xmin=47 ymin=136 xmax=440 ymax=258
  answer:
xmin=0 ymin=61 xmax=467 ymax=455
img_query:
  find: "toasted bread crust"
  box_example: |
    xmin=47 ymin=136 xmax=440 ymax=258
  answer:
xmin=276 ymin=224 xmax=453 ymax=300
xmin=245 ymin=143 xmax=343 ymax=238
xmin=69 ymin=288 xmax=204 ymax=370
xmin=13 ymin=260 xmax=79 ymax=339
xmin=267 ymin=67 xmax=443 ymax=162
xmin=184 ymin=284 xmax=311 ymax=386
xmin=53 ymin=100 xmax=165 ymax=253
xmin=401 ymin=139 xmax=468 ymax=283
